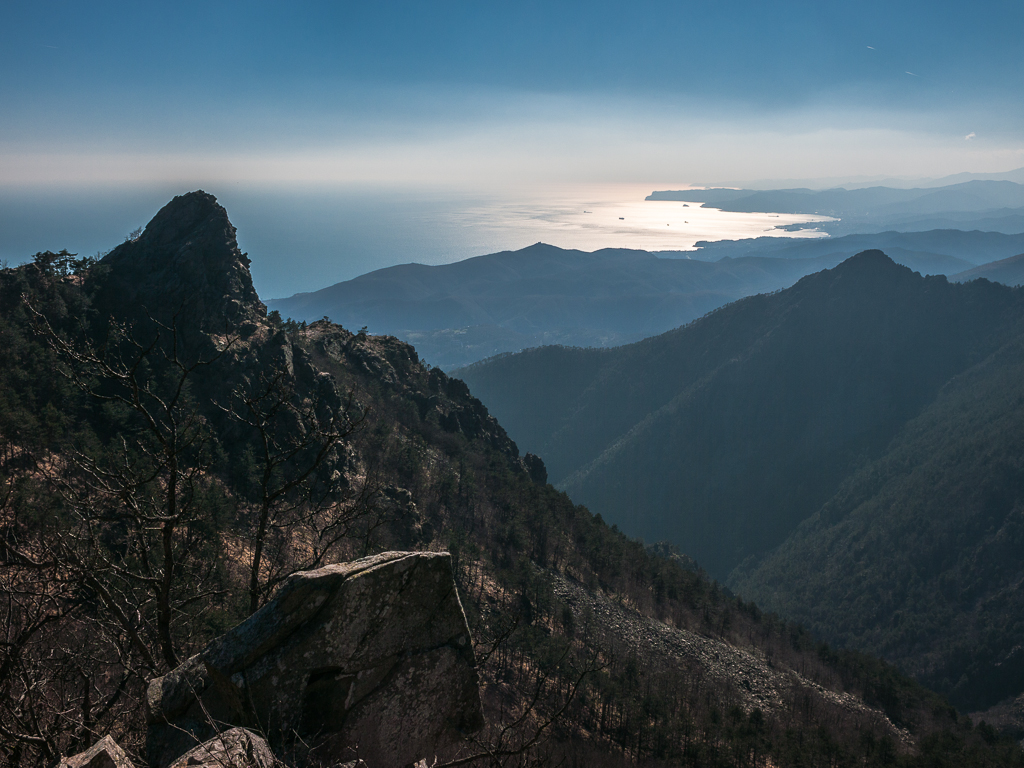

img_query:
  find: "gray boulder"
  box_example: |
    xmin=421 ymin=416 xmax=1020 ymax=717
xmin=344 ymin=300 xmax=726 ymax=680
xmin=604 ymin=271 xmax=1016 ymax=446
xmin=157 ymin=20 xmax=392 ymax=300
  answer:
xmin=167 ymin=728 xmax=276 ymax=768
xmin=146 ymin=551 xmax=483 ymax=768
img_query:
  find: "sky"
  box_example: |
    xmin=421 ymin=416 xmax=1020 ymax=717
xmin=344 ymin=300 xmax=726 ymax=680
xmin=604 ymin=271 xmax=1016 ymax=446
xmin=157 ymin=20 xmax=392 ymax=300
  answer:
xmin=3 ymin=0 xmax=1024 ymax=189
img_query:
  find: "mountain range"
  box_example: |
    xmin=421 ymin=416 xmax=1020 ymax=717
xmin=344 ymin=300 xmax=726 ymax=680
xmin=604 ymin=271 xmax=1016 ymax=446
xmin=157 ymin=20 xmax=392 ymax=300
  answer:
xmin=731 ymin=329 xmax=1024 ymax=713
xmin=269 ymin=230 xmax=1024 ymax=370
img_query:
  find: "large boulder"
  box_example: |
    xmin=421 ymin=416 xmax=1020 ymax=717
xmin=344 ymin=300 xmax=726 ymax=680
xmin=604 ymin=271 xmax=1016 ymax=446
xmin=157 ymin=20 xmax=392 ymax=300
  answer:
xmin=166 ymin=728 xmax=276 ymax=768
xmin=146 ymin=551 xmax=483 ymax=768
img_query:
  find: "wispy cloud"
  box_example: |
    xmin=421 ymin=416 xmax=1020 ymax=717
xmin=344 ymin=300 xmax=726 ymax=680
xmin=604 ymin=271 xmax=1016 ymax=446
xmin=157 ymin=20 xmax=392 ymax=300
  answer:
xmin=965 ymin=132 xmax=976 ymax=140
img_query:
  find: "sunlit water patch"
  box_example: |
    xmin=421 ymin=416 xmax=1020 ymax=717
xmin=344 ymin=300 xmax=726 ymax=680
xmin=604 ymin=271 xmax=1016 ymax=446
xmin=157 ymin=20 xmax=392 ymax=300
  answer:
xmin=447 ymin=183 xmax=831 ymax=255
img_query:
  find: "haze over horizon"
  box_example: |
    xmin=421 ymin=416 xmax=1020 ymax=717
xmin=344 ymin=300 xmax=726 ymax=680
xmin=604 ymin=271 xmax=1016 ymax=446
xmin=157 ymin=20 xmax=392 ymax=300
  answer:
xmin=3 ymin=0 xmax=1023 ymax=190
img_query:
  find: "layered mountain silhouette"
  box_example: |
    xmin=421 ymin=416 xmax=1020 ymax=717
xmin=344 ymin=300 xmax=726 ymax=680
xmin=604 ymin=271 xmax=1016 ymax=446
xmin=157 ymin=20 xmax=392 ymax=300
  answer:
xmin=650 ymin=180 xmax=1024 ymax=216
xmin=458 ymin=252 xmax=1024 ymax=577
xmin=269 ymin=231 xmax=1024 ymax=369
xmin=730 ymin=330 xmax=1024 ymax=713
xmin=951 ymin=252 xmax=1024 ymax=286
xmin=685 ymin=229 xmax=1024 ymax=264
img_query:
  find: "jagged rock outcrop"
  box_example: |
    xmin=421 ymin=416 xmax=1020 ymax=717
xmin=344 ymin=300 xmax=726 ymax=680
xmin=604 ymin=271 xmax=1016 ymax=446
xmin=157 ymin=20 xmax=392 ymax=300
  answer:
xmin=56 ymin=736 xmax=133 ymax=768
xmin=307 ymin=323 xmax=522 ymax=460
xmin=522 ymin=452 xmax=547 ymax=485
xmin=93 ymin=191 xmax=265 ymax=336
xmin=146 ymin=552 xmax=483 ymax=768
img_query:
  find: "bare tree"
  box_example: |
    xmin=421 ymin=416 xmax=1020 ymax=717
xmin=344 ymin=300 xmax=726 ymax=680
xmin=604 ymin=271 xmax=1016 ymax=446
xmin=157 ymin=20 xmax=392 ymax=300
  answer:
xmin=28 ymin=306 xmax=233 ymax=670
xmin=0 ymin=420 xmax=147 ymax=765
xmin=225 ymin=366 xmax=370 ymax=614
xmin=1 ymin=298 xmax=396 ymax=765
xmin=433 ymin=602 xmax=606 ymax=768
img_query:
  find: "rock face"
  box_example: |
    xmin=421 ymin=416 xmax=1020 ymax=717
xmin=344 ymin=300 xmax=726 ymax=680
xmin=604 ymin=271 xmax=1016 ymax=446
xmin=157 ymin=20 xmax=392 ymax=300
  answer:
xmin=95 ymin=191 xmax=265 ymax=336
xmin=56 ymin=736 xmax=133 ymax=768
xmin=146 ymin=551 xmax=483 ymax=768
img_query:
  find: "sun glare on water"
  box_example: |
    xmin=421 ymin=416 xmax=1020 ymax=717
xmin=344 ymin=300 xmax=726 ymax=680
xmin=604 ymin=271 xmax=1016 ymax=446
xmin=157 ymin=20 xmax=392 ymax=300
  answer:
xmin=448 ymin=183 xmax=833 ymax=255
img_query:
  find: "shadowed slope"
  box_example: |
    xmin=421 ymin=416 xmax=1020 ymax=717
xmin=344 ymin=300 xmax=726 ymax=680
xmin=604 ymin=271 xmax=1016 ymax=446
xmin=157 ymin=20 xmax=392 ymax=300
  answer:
xmin=459 ymin=251 xmax=1024 ymax=578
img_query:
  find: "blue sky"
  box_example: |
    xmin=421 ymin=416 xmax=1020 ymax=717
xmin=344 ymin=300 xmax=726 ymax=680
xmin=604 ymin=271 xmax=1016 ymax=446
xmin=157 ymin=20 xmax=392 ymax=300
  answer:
xmin=2 ymin=0 xmax=1024 ymax=187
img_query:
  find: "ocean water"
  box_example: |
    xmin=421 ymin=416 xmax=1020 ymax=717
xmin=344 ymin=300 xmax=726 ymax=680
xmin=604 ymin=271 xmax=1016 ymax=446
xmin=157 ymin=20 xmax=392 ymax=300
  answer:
xmin=0 ymin=183 xmax=830 ymax=300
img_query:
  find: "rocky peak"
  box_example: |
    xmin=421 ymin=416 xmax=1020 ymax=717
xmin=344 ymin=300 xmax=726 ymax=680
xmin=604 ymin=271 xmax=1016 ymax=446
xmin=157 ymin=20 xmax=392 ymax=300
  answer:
xmin=94 ymin=191 xmax=265 ymax=335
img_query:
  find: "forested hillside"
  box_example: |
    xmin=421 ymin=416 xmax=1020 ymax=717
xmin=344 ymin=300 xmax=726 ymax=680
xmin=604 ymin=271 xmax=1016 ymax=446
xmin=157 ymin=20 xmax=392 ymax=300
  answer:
xmin=731 ymin=331 xmax=1024 ymax=713
xmin=458 ymin=252 xmax=1024 ymax=578
xmin=2 ymin=193 xmax=1019 ymax=767
xmin=459 ymin=250 xmax=1024 ymax=724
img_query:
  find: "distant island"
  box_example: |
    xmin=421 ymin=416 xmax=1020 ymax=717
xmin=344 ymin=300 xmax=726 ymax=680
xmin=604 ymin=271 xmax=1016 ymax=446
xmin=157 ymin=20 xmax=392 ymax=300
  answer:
xmin=648 ymin=179 xmax=1024 ymax=235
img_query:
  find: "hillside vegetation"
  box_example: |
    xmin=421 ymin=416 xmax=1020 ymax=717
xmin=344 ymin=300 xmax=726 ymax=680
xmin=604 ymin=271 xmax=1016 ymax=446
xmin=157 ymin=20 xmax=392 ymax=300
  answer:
xmin=731 ymin=332 xmax=1024 ymax=712
xmin=459 ymin=251 xmax=1024 ymax=716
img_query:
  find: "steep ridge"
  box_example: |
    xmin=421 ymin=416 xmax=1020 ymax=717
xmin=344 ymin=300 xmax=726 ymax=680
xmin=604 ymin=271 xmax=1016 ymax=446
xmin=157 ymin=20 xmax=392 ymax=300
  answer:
xmin=458 ymin=252 xmax=1024 ymax=579
xmin=953 ymin=252 xmax=1024 ymax=286
xmin=2 ymin=197 xmax=1022 ymax=767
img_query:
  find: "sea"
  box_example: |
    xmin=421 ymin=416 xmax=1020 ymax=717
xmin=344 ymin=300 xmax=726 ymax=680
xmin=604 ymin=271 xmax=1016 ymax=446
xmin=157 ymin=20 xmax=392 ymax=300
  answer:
xmin=0 ymin=183 xmax=830 ymax=300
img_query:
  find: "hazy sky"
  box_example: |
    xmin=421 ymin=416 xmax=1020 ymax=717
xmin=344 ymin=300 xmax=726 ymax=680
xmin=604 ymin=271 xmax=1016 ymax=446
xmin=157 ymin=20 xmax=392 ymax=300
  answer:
xmin=3 ymin=0 xmax=1024 ymax=189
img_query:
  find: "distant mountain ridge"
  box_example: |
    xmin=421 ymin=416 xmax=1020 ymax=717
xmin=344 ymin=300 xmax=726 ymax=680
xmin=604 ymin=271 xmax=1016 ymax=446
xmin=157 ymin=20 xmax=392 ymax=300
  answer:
xmin=269 ymin=243 xmax=847 ymax=368
xmin=648 ymin=179 xmax=1024 ymax=213
xmin=269 ymin=230 xmax=1024 ymax=369
xmin=681 ymin=229 xmax=1024 ymax=263
xmin=650 ymin=180 xmax=1024 ymax=235
xmin=952 ymin=252 xmax=1024 ymax=286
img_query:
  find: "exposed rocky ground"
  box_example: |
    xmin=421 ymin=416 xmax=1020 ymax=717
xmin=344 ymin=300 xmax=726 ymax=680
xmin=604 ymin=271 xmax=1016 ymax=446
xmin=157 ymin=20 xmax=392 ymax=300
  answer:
xmin=550 ymin=571 xmax=913 ymax=746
